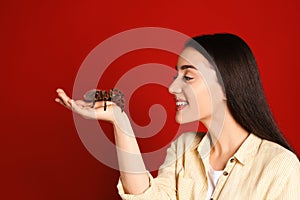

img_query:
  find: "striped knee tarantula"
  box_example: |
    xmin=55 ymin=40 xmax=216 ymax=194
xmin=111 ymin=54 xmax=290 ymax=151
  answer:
xmin=84 ymin=88 xmax=124 ymax=112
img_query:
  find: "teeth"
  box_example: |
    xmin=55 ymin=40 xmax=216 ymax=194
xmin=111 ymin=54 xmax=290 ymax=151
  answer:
xmin=176 ymin=101 xmax=188 ymax=106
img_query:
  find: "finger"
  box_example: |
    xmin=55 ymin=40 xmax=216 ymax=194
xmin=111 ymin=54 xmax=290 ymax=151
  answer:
xmin=69 ymin=100 xmax=97 ymax=119
xmin=69 ymin=99 xmax=83 ymax=114
xmin=56 ymin=88 xmax=65 ymax=93
xmin=56 ymin=89 xmax=72 ymax=107
xmin=75 ymin=100 xmax=93 ymax=108
xmin=55 ymin=98 xmax=71 ymax=110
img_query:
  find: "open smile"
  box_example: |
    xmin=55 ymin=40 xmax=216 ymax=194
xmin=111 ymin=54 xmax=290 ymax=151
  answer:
xmin=176 ymin=99 xmax=189 ymax=111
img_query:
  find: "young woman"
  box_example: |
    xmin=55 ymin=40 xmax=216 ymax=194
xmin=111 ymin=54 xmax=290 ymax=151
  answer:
xmin=55 ymin=33 xmax=300 ymax=199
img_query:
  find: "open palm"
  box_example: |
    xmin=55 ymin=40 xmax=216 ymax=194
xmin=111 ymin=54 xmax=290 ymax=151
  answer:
xmin=55 ymin=88 xmax=120 ymax=121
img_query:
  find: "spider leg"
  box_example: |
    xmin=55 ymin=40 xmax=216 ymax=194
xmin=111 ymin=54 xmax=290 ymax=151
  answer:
xmin=91 ymin=100 xmax=95 ymax=108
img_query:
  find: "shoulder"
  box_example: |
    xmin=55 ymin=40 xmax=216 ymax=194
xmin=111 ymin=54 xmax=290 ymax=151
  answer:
xmin=260 ymin=139 xmax=299 ymax=162
xmin=159 ymin=132 xmax=205 ymax=169
xmin=256 ymin=138 xmax=300 ymax=173
xmin=254 ymin=137 xmax=300 ymax=198
xmin=165 ymin=132 xmax=205 ymax=159
xmin=171 ymin=132 xmax=205 ymax=150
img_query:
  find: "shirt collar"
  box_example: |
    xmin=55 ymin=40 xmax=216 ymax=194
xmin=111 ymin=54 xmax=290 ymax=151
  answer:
xmin=233 ymin=133 xmax=262 ymax=165
xmin=193 ymin=133 xmax=262 ymax=165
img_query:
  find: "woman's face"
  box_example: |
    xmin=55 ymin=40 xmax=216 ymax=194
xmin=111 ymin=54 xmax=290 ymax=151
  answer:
xmin=169 ymin=47 xmax=224 ymax=124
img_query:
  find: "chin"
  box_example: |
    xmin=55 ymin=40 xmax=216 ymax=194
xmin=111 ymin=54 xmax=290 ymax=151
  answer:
xmin=175 ymin=112 xmax=200 ymax=124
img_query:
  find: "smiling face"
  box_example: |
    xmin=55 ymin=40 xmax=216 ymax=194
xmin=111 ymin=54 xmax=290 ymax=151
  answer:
xmin=169 ymin=47 xmax=225 ymax=124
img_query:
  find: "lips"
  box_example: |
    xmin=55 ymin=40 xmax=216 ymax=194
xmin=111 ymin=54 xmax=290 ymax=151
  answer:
xmin=175 ymin=98 xmax=188 ymax=111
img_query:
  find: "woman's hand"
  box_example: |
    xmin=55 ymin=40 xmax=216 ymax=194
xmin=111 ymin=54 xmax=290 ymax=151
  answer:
xmin=55 ymin=88 xmax=122 ymax=122
xmin=55 ymin=88 xmax=149 ymax=193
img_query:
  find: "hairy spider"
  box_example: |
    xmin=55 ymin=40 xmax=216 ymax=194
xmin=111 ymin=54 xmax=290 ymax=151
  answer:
xmin=84 ymin=88 xmax=124 ymax=112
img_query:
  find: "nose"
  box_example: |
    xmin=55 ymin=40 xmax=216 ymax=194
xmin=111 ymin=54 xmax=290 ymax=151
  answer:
xmin=168 ymin=78 xmax=182 ymax=94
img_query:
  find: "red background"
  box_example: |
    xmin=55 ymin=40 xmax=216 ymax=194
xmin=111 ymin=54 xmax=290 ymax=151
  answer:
xmin=1 ymin=0 xmax=299 ymax=199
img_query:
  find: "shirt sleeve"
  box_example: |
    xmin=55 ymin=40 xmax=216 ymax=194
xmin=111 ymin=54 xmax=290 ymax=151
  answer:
xmin=117 ymin=141 xmax=178 ymax=200
xmin=269 ymin=151 xmax=300 ymax=199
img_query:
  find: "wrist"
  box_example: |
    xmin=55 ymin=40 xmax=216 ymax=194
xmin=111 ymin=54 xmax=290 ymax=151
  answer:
xmin=111 ymin=111 xmax=135 ymax=137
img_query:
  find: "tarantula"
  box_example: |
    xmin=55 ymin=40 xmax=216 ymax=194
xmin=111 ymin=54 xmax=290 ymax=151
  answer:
xmin=84 ymin=88 xmax=124 ymax=112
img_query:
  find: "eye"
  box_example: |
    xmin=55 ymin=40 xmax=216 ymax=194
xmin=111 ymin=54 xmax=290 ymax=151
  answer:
xmin=183 ymin=76 xmax=193 ymax=81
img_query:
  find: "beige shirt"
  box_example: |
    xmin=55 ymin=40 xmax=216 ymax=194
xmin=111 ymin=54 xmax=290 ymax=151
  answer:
xmin=117 ymin=132 xmax=300 ymax=199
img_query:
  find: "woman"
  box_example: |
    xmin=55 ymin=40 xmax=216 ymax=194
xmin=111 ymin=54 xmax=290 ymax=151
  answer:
xmin=55 ymin=33 xmax=300 ymax=199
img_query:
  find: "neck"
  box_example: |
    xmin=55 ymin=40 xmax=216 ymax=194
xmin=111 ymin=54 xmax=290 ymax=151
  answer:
xmin=201 ymin=106 xmax=249 ymax=169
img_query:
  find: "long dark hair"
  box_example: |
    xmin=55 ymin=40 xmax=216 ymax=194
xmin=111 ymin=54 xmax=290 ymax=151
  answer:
xmin=185 ymin=33 xmax=295 ymax=154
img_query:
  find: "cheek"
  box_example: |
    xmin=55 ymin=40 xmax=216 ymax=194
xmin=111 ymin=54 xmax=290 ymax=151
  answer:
xmin=194 ymin=84 xmax=212 ymax=115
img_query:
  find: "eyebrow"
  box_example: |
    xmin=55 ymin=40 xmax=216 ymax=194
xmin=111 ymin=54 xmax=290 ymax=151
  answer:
xmin=176 ymin=65 xmax=197 ymax=71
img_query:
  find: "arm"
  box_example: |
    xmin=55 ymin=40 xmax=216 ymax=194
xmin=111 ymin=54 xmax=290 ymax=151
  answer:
xmin=112 ymin=112 xmax=150 ymax=194
xmin=273 ymin=153 xmax=300 ymax=199
xmin=117 ymin=138 xmax=178 ymax=200
xmin=55 ymin=88 xmax=176 ymax=198
xmin=264 ymin=151 xmax=300 ymax=199
xmin=55 ymin=88 xmax=149 ymax=194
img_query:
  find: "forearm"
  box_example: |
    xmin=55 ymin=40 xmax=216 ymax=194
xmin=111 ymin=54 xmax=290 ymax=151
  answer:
xmin=113 ymin=113 xmax=150 ymax=194
xmin=55 ymin=89 xmax=150 ymax=194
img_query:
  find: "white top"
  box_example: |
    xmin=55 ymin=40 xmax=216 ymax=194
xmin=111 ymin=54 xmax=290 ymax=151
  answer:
xmin=206 ymin=165 xmax=223 ymax=200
